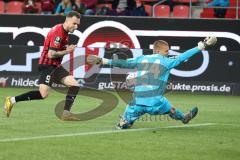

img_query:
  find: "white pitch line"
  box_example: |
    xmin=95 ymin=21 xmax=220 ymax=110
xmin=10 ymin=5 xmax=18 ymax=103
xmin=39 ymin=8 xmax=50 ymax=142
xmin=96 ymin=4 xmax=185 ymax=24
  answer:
xmin=0 ymin=123 xmax=215 ymax=143
xmin=216 ymin=123 xmax=240 ymax=127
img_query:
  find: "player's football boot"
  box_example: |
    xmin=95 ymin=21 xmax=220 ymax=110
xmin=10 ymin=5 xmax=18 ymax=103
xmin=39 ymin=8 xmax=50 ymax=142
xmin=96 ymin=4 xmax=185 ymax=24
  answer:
xmin=3 ymin=97 xmax=14 ymax=117
xmin=116 ymin=119 xmax=132 ymax=129
xmin=182 ymin=107 xmax=198 ymax=124
xmin=61 ymin=110 xmax=79 ymax=121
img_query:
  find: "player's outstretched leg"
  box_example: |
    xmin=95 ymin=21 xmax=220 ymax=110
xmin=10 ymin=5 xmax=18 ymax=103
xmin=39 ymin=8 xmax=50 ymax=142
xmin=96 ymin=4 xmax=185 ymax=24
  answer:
xmin=60 ymin=75 xmax=81 ymax=121
xmin=3 ymin=90 xmax=45 ymax=117
xmin=61 ymin=86 xmax=80 ymax=121
xmin=168 ymin=107 xmax=198 ymax=124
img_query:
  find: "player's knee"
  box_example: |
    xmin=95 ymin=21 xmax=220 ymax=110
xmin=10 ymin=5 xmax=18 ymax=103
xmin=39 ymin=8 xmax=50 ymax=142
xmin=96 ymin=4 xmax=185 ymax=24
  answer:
xmin=65 ymin=82 xmax=79 ymax=87
xmin=62 ymin=76 xmax=79 ymax=87
xmin=170 ymin=107 xmax=176 ymax=114
xmin=168 ymin=107 xmax=176 ymax=118
xmin=68 ymin=81 xmax=79 ymax=87
xmin=39 ymin=89 xmax=48 ymax=99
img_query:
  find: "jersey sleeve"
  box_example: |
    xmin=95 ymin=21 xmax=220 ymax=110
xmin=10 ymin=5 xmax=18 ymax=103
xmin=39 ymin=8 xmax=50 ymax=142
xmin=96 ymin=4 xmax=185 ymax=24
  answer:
xmin=49 ymin=28 xmax=63 ymax=51
xmin=165 ymin=47 xmax=201 ymax=69
xmin=107 ymin=57 xmax=139 ymax=69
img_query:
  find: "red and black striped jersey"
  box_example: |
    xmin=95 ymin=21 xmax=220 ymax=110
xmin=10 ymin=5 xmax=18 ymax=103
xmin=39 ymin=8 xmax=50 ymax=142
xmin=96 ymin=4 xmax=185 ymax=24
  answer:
xmin=38 ymin=24 xmax=69 ymax=66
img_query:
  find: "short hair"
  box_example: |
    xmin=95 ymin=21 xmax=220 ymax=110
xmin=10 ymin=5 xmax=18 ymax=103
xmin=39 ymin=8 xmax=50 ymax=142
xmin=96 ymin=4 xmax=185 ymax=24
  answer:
xmin=66 ymin=11 xmax=81 ymax=19
xmin=153 ymin=40 xmax=169 ymax=50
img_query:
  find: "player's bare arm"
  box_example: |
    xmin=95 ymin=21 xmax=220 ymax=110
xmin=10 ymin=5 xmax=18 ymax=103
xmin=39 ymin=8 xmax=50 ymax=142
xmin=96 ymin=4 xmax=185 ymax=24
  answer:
xmin=48 ymin=44 xmax=76 ymax=59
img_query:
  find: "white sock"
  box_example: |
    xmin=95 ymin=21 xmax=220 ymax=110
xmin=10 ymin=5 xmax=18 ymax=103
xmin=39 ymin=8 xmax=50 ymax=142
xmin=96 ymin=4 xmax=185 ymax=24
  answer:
xmin=10 ymin=97 xmax=16 ymax=104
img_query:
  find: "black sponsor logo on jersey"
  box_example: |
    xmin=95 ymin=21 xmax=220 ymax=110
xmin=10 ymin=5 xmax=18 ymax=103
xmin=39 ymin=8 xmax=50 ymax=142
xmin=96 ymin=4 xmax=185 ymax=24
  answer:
xmin=54 ymin=36 xmax=61 ymax=44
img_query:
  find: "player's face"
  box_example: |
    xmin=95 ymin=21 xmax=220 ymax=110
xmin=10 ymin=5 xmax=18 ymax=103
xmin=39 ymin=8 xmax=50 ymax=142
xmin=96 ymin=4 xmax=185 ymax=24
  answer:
xmin=67 ymin=16 xmax=80 ymax=33
xmin=160 ymin=45 xmax=169 ymax=56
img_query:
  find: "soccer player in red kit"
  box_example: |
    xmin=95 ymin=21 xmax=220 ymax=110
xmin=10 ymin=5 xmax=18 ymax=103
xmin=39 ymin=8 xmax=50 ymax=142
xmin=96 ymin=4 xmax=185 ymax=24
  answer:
xmin=3 ymin=11 xmax=81 ymax=121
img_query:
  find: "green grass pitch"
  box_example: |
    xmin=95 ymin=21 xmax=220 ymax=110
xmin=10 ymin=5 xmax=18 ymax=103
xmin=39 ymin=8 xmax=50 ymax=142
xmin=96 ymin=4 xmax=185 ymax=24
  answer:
xmin=0 ymin=88 xmax=240 ymax=160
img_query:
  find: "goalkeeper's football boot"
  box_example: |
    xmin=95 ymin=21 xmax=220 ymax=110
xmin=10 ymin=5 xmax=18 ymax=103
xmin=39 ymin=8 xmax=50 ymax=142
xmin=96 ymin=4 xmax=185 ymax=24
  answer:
xmin=3 ymin=97 xmax=14 ymax=117
xmin=182 ymin=107 xmax=198 ymax=124
xmin=116 ymin=119 xmax=132 ymax=129
xmin=61 ymin=110 xmax=79 ymax=121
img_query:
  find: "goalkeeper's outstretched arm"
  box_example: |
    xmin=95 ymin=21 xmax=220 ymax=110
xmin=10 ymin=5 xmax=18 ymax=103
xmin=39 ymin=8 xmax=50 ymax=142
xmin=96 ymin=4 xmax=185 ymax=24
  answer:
xmin=87 ymin=55 xmax=139 ymax=69
xmin=87 ymin=36 xmax=217 ymax=69
xmin=166 ymin=36 xmax=217 ymax=69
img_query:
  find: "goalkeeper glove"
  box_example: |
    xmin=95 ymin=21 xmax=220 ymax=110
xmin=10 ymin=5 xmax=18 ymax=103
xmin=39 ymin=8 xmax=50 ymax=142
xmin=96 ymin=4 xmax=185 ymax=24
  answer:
xmin=87 ymin=55 xmax=109 ymax=65
xmin=198 ymin=36 xmax=217 ymax=50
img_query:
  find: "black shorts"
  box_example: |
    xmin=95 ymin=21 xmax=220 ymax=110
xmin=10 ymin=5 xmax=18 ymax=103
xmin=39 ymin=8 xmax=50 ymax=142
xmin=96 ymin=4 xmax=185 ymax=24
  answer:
xmin=38 ymin=65 xmax=69 ymax=86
